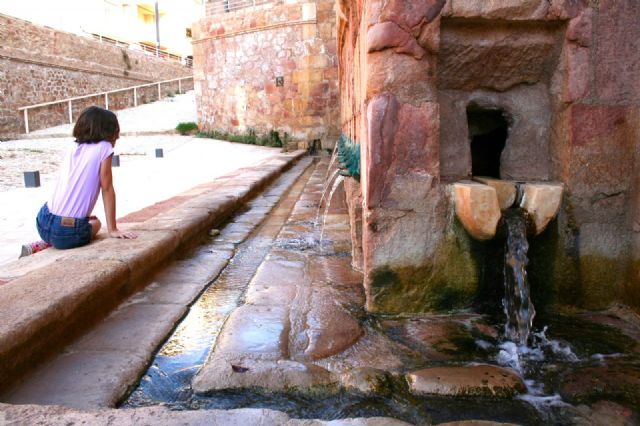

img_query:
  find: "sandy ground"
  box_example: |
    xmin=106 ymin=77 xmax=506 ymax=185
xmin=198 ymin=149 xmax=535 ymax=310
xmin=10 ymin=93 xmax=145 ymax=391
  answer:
xmin=0 ymin=92 xmax=281 ymax=265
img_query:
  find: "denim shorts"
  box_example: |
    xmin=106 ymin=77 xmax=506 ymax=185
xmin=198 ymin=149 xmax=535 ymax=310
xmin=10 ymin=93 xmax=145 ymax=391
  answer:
xmin=36 ymin=204 xmax=92 ymax=250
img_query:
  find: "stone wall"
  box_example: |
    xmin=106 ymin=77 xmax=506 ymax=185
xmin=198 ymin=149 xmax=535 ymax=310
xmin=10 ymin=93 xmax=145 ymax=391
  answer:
xmin=339 ymin=0 xmax=640 ymax=314
xmin=193 ymin=0 xmax=339 ymax=149
xmin=0 ymin=14 xmax=193 ymax=136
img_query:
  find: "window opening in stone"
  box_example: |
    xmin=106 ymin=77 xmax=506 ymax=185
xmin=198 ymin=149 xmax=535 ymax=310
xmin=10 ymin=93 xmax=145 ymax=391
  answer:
xmin=467 ymin=106 xmax=509 ymax=179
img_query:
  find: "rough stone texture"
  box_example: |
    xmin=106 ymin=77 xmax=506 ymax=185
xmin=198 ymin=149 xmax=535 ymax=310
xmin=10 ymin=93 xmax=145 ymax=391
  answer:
xmin=193 ymin=0 xmax=339 ymax=148
xmin=439 ymin=84 xmax=553 ymax=182
xmin=437 ymin=19 xmax=562 ymax=92
xmin=559 ymin=363 xmax=640 ymax=408
xmin=452 ymin=182 xmax=501 ymax=241
xmin=594 ymin=1 xmax=640 ymax=104
xmin=0 ymin=260 xmax=129 ymax=393
xmin=296 ymin=285 xmax=363 ymax=361
xmin=407 ymin=365 xmax=525 ymax=398
xmin=69 ymin=230 xmax=180 ymax=290
xmin=340 ymin=0 xmax=640 ymax=313
xmin=519 ymin=183 xmax=563 ymax=235
xmin=194 ymin=159 xmax=368 ymax=393
xmin=2 ymin=351 xmax=149 ymax=408
xmin=0 ymin=14 xmax=192 ymax=135
xmin=69 ymin=303 xmax=186 ymax=356
xmin=193 ymin=355 xmax=338 ymax=393
xmin=443 ymin=0 xmax=551 ymax=20
xmin=0 ymin=152 xmax=305 ymax=394
xmin=380 ymin=314 xmax=498 ymax=362
xmin=0 ymin=404 xmax=412 ymax=426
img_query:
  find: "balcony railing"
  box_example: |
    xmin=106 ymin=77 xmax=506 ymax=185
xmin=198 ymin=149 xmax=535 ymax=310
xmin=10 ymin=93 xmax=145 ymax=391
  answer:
xmin=207 ymin=0 xmax=279 ymax=15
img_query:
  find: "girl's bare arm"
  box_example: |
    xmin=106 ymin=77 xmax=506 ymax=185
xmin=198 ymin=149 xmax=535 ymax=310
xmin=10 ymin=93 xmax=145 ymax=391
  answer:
xmin=99 ymin=155 xmax=137 ymax=239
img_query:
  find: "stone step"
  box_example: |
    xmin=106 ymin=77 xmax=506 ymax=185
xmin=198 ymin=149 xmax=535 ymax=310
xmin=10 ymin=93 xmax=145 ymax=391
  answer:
xmin=1 ymin=157 xmax=315 ymax=409
xmin=0 ymin=151 xmax=306 ymax=394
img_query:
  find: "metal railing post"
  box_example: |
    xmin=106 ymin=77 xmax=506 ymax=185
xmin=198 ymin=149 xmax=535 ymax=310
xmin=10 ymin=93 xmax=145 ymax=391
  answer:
xmin=105 ymin=93 xmax=109 ymax=110
xmin=24 ymin=109 xmax=29 ymax=134
xmin=158 ymin=82 xmax=162 ymax=100
xmin=133 ymin=87 xmax=138 ymax=107
xmin=178 ymin=79 xmax=182 ymax=94
xmin=68 ymin=100 xmax=73 ymax=124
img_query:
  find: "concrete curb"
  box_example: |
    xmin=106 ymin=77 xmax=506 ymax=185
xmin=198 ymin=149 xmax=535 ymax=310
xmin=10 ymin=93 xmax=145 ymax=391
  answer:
xmin=0 ymin=150 xmax=306 ymax=393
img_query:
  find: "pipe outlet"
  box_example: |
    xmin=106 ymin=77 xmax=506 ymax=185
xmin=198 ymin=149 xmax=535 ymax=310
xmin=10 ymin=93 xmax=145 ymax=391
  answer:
xmin=519 ymin=183 xmax=563 ymax=235
xmin=453 ymin=182 xmax=501 ymax=241
xmin=472 ymin=177 xmax=517 ymax=211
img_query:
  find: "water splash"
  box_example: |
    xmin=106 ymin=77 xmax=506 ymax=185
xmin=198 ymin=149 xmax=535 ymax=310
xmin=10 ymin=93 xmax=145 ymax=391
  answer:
xmin=319 ymin=175 xmax=345 ymax=247
xmin=502 ymin=208 xmax=535 ymax=346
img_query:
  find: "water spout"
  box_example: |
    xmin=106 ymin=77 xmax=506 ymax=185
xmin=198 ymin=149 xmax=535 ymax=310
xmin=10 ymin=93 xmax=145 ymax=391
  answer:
xmin=503 ymin=208 xmax=536 ymax=346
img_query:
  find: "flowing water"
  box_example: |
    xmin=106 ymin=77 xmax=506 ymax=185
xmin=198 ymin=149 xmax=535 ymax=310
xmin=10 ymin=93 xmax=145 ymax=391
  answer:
xmin=120 ymin=159 xmax=639 ymax=424
xmin=319 ymin=174 xmax=345 ymax=246
xmin=316 ymin=167 xmax=341 ymax=225
xmin=502 ymin=208 xmax=536 ymax=346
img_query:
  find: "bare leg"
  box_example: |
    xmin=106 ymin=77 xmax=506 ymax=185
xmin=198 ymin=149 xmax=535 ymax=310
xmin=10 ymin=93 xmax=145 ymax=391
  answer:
xmin=89 ymin=217 xmax=102 ymax=239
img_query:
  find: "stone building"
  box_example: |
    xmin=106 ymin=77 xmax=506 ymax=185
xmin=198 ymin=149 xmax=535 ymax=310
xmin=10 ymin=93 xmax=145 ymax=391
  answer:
xmin=338 ymin=0 xmax=640 ymax=314
xmin=192 ymin=0 xmax=339 ymax=148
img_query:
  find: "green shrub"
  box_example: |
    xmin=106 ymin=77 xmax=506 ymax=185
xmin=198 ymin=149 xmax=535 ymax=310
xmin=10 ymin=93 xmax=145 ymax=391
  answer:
xmin=197 ymin=128 xmax=284 ymax=148
xmin=176 ymin=122 xmax=199 ymax=135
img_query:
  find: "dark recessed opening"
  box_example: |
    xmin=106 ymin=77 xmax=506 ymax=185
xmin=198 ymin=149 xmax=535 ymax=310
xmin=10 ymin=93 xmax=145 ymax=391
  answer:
xmin=467 ymin=106 xmax=509 ymax=179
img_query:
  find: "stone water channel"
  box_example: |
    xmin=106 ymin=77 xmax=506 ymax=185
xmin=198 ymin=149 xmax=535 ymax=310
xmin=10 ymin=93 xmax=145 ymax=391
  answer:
xmin=118 ymin=156 xmax=640 ymax=425
xmin=5 ymin=156 xmax=639 ymax=424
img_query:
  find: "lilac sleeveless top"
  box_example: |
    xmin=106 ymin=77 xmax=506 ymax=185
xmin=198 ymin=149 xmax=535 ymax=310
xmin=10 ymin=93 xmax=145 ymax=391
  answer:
xmin=48 ymin=141 xmax=114 ymax=218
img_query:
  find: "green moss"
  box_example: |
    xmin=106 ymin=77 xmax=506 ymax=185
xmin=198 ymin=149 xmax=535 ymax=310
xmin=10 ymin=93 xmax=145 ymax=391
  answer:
xmin=367 ymin=222 xmax=478 ymax=314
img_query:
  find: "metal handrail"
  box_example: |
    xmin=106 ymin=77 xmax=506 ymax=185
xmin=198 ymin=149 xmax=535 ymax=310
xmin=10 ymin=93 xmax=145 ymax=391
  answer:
xmin=89 ymin=33 xmax=193 ymax=67
xmin=18 ymin=76 xmax=193 ymax=134
xmin=207 ymin=0 xmax=279 ymax=15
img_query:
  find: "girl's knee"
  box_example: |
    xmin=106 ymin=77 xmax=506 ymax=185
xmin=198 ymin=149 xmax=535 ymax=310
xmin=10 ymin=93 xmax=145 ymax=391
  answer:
xmin=90 ymin=218 xmax=102 ymax=237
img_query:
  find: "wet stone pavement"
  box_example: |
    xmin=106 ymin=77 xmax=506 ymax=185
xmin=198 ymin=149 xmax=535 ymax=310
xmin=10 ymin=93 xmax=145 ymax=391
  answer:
xmin=4 ymin=156 xmax=639 ymax=425
xmin=121 ymin=157 xmax=640 ymax=425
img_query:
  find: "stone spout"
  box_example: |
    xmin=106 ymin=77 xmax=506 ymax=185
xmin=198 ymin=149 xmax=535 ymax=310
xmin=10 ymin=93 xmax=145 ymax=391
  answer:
xmin=519 ymin=183 xmax=563 ymax=235
xmin=453 ymin=182 xmax=501 ymax=241
xmin=472 ymin=177 xmax=517 ymax=211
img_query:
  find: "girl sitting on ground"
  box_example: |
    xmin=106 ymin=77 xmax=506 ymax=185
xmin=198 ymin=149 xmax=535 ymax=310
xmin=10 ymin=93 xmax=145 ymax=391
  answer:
xmin=22 ymin=106 xmax=136 ymax=256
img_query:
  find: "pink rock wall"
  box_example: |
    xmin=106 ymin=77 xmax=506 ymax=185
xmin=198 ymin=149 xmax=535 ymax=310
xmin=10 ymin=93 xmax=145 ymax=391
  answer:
xmin=339 ymin=0 xmax=640 ymax=313
xmin=0 ymin=14 xmax=192 ymax=136
xmin=193 ymin=0 xmax=339 ymax=149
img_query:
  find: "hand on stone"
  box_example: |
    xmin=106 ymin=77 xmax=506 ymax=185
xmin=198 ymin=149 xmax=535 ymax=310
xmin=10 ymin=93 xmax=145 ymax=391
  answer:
xmin=109 ymin=229 xmax=138 ymax=239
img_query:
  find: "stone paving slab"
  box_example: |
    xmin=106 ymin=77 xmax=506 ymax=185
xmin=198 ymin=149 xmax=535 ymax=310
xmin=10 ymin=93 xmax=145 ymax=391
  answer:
xmin=193 ymin=158 xmax=363 ymax=394
xmin=3 ymin=351 xmax=149 ymax=409
xmin=407 ymin=365 xmax=526 ymax=398
xmin=0 ymin=403 xmax=413 ymax=425
xmin=0 ymin=151 xmax=306 ymax=394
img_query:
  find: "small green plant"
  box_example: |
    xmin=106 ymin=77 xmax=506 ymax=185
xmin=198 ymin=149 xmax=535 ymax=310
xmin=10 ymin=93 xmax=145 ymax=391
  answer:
xmin=176 ymin=122 xmax=199 ymax=135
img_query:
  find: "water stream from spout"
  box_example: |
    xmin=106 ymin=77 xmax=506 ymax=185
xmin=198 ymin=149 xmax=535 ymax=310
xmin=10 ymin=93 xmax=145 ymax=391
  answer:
xmin=324 ymin=142 xmax=340 ymax=181
xmin=502 ymin=208 xmax=536 ymax=346
xmin=316 ymin=168 xmax=341 ymax=225
xmin=319 ymin=175 xmax=345 ymax=246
